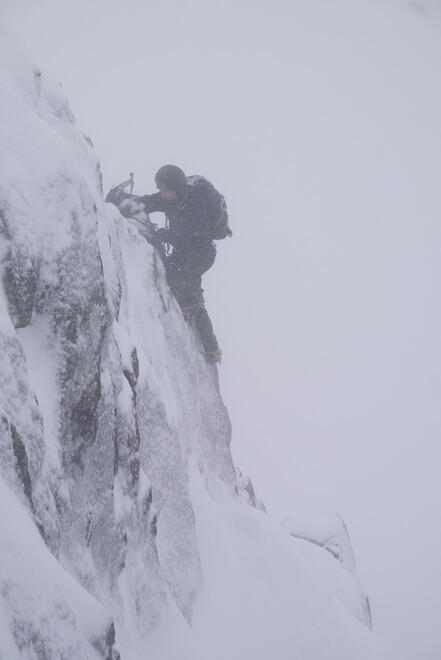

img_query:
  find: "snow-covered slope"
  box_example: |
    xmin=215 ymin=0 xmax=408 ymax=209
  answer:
xmin=0 ymin=29 xmax=388 ymax=659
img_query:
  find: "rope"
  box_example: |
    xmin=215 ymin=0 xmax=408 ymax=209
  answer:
xmin=181 ymin=297 xmax=204 ymax=312
xmin=195 ymin=210 xmax=227 ymax=237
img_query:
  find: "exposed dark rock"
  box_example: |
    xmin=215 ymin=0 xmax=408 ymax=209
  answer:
xmin=0 ymin=206 xmax=11 ymax=239
xmin=129 ymin=454 xmax=140 ymax=486
xmin=11 ymin=423 xmax=33 ymax=510
xmin=143 ymin=488 xmax=153 ymax=517
xmin=150 ymin=514 xmax=158 ymax=538
xmin=96 ymin=161 xmax=104 ymax=193
xmin=65 ymin=365 xmax=102 ymax=472
xmin=113 ymin=412 xmax=119 ymax=476
xmin=122 ymin=347 xmax=139 ymax=392
xmin=235 ymin=468 xmax=267 ymax=512
xmin=131 ymin=348 xmax=139 ymax=382
xmin=85 ymin=510 xmax=93 ymax=546
xmin=3 ymin=247 xmax=37 ymax=328
xmin=92 ymin=622 xmax=121 ymax=660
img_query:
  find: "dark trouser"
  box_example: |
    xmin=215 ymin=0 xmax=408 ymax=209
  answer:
xmin=164 ymin=245 xmax=219 ymax=354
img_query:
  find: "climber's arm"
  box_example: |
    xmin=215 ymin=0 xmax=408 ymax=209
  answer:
xmin=139 ymin=190 xmax=177 ymax=214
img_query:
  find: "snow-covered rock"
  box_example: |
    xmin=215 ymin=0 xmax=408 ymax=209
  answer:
xmin=282 ymin=512 xmax=373 ymax=629
xmin=0 ymin=28 xmax=388 ymax=659
xmin=0 ymin=476 xmax=116 ymax=660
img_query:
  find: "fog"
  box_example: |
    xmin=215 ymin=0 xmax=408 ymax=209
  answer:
xmin=2 ymin=0 xmax=441 ymax=658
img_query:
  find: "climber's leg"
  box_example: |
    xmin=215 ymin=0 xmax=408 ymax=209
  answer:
xmin=192 ymin=305 xmax=220 ymax=359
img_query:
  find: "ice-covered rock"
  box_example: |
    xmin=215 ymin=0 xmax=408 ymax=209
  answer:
xmin=0 ymin=27 xmax=387 ymax=660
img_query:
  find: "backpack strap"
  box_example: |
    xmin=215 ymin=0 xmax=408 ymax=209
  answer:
xmin=195 ymin=209 xmax=228 ymax=237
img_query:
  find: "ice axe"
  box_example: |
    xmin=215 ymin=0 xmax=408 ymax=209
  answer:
xmin=105 ymin=172 xmax=135 ymax=203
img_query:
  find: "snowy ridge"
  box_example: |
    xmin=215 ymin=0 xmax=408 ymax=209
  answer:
xmin=0 ymin=29 xmax=388 ymax=659
xmin=283 ymin=512 xmax=373 ymax=630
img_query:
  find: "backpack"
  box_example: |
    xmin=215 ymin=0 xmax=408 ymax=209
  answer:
xmin=187 ymin=175 xmax=232 ymax=240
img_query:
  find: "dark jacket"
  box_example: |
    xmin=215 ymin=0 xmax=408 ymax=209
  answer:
xmin=140 ymin=186 xmax=213 ymax=252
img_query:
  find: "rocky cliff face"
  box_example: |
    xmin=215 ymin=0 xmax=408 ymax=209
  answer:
xmin=0 ymin=30 xmax=387 ymax=660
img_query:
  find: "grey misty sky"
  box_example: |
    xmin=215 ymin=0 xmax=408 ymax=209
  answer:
xmin=2 ymin=0 xmax=441 ymax=658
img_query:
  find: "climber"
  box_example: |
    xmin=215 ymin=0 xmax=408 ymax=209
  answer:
xmin=140 ymin=165 xmax=231 ymax=364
